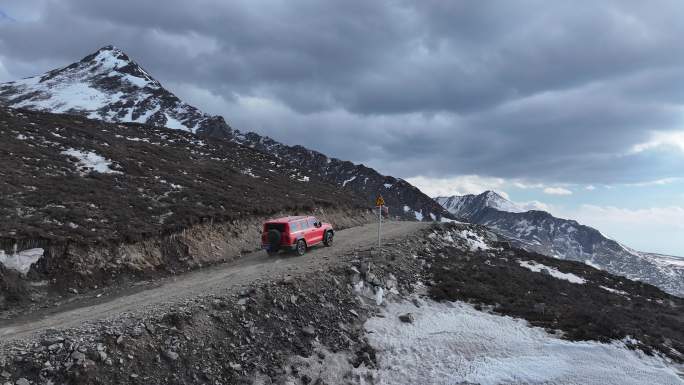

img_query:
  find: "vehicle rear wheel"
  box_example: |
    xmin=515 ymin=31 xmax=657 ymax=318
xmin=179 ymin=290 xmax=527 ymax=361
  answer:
xmin=295 ymin=239 xmax=307 ymax=256
xmin=323 ymin=231 xmax=334 ymax=247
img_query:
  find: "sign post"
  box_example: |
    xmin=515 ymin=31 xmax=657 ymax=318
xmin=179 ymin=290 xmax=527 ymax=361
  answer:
xmin=375 ymin=195 xmax=385 ymax=250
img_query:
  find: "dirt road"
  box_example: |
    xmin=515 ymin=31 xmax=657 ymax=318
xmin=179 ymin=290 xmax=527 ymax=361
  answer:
xmin=0 ymin=221 xmax=428 ymax=341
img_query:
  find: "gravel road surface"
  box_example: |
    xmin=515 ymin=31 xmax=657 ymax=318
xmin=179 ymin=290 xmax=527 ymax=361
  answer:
xmin=0 ymin=221 xmax=428 ymax=340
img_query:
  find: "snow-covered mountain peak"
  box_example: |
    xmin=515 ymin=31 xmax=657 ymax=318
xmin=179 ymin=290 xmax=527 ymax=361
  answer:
xmin=0 ymin=46 xmax=232 ymax=136
xmin=11 ymin=45 xmax=160 ymax=97
xmin=72 ymin=45 xmax=160 ymax=87
xmin=434 ymin=190 xmax=525 ymax=218
xmin=480 ymin=190 xmax=524 ymax=212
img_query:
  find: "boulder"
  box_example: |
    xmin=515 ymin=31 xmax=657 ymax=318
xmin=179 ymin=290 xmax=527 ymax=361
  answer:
xmin=398 ymin=313 xmax=415 ymax=323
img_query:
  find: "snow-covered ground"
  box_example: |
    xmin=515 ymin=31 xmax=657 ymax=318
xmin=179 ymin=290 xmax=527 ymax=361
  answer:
xmin=459 ymin=229 xmax=491 ymax=251
xmin=518 ymin=260 xmax=587 ymax=284
xmin=362 ymin=300 xmax=683 ymax=385
xmin=0 ymin=248 xmax=43 ymax=275
xmin=431 ymin=227 xmax=493 ymax=252
xmin=61 ymin=148 xmax=121 ymax=174
xmin=342 ymin=176 xmax=356 ymax=187
xmin=600 ymin=285 xmax=629 ymax=295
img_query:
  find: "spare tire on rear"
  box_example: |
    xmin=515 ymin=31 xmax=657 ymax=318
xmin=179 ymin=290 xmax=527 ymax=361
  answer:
xmin=267 ymin=229 xmax=281 ymax=253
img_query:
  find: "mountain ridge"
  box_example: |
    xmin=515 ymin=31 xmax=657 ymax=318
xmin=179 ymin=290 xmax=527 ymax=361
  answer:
xmin=0 ymin=46 xmax=451 ymax=221
xmin=436 ymin=190 xmax=684 ymax=297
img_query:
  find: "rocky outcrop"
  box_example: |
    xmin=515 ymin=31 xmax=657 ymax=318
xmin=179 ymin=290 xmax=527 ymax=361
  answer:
xmin=0 ymin=264 xmax=29 ymax=309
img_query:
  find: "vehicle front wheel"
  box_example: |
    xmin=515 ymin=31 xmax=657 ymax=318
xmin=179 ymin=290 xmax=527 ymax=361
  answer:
xmin=323 ymin=231 xmax=334 ymax=247
xmin=295 ymin=239 xmax=307 ymax=256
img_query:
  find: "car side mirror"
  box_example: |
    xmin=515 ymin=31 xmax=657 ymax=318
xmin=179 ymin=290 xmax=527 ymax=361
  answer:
xmin=315 ymin=222 xmax=322 ymax=228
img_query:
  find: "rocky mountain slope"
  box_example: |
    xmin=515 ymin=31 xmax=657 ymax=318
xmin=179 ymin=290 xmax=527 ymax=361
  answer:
xmin=436 ymin=191 xmax=684 ymax=297
xmin=0 ymin=106 xmax=372 ymax=303
xmin=0 ymin=46 xmax=450 ymax=221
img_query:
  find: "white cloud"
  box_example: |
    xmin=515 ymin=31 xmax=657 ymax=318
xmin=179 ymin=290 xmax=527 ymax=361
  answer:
xmin=559 ymin=205 xmax=684 ymax=256
xmin=631 ymin=131 xmax=684 ymax=153
xmin=543 ymin=187 xmax=573 ymax=195
xmin=574 ymin=205 xmax=684 ymax=229
xmin=585 ymin=185 xmax=596 ymax=191
xmin=624 ymin=177 xmax=681 ymax=187
xmin=513 ymin=181 xmax=546 ymax=189
xmin=599 ymin=178 xmax=681 ymax=189
xmin=517 ymin=200 xmax=552 ymax=212
xmin=406 ymin=175 xmax=508 ymax=198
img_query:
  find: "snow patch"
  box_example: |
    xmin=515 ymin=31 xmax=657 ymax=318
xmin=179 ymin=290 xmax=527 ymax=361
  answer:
xmin=362 ymin=300 xmax=682 ymax=385
xmin=342 ymin=176 xmax=356 ymax=187
xmin=518 ymin=260 xmax=587 ymax=284
xmin=600 ymin=286 xmax=629 ymax=295
xmin=414 ymin=211 xmax=423 ymax=221
xmin=61 ymin=148 xmax=121 ymax=174
xmin=123 ymin=136 xmax=151 ymax=143
xmin=164 ymin=114 xmax=189 ymax=132
xmin=375 ymin=287 xmax=384 ymax=305
xmin=241 ymin=168 xmax=258 ymax=178
xmin=459 ymin=229 xmax=491 ymax=251
xmin=585 ymin=259 xmax=601 ymax=269
xmin=122 ymin=74 xmax=152 ymax=88
xmin=0 ymin=248 xmax=44 ymax=275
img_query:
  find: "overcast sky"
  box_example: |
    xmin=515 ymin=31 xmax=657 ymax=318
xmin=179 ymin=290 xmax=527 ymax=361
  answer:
xmin=1 ymin=1 xmax=683 ymax=255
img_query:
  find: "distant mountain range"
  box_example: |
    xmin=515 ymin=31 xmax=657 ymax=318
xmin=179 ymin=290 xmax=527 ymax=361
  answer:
xmin=436 ymin=191 xmax=684 ymax=297
xmin=0 ymin=45 xmax=450 ymax=221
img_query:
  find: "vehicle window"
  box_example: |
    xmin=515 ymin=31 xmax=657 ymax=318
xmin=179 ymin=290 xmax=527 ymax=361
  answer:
xmin=300 ymin=221 xmax=309 ymax=230
xmin=265 ymin=223 xmax=286 ymax=232
xmin=309 ymin=218 xmax=317 ymax=227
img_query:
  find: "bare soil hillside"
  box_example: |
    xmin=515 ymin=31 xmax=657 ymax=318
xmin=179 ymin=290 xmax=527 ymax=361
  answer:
xmin=0 ymin=107 xmax=372 ymax=304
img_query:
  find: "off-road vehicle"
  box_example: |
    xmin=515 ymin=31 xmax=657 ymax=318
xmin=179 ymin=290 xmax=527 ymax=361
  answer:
xmin=261 ymin=216 xmax=334 ymax=256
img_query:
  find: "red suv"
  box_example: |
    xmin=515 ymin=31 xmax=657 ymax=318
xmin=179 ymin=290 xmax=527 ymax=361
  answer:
xmin=262 ymin=216 xmax=334 ymax=256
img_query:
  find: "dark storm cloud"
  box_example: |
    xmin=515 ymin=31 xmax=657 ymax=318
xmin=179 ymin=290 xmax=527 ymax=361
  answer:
xmin=0 ymin=0 xmax=683 ymax=183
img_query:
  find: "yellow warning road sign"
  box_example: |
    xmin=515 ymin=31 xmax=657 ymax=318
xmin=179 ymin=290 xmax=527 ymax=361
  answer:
xmin=375 ymin=195 xmax=385 ymax=207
